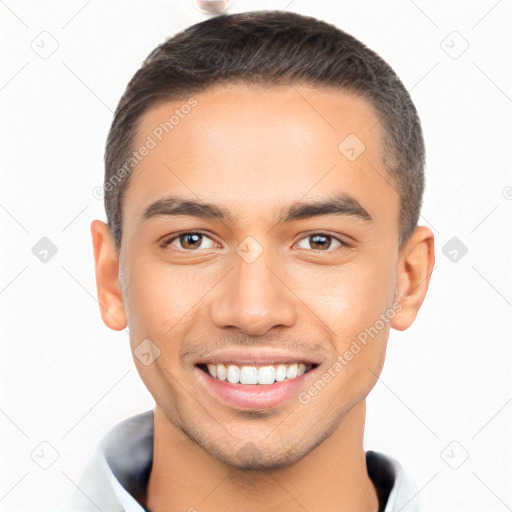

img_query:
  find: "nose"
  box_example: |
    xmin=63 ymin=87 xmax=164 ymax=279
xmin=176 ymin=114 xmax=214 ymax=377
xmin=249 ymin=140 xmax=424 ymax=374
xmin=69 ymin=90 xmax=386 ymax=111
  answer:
xmin=209 ymin=248 xmax=298 ymax=336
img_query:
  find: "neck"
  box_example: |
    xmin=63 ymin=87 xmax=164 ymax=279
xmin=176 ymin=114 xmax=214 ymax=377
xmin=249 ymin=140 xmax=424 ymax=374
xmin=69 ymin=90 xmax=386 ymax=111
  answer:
xmin=143 ymin=400 xmax=378 ymax=512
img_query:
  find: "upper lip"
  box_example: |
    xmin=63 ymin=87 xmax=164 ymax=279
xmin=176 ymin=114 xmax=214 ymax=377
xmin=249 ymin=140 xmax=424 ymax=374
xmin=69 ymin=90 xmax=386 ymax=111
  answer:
xmin=195 ymin=349 xmax=323 ymax=367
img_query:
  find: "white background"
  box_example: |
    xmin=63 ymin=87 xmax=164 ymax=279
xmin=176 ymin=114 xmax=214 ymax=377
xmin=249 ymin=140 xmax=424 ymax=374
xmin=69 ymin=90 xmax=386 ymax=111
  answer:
xmin=1 ymin=1 xmax=511 ymax=511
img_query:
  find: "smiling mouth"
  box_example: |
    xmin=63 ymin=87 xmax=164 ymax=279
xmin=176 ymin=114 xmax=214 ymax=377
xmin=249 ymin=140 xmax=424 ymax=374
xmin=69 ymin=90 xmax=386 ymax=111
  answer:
xmin=196 ymin=362 xmax=319 ymax=385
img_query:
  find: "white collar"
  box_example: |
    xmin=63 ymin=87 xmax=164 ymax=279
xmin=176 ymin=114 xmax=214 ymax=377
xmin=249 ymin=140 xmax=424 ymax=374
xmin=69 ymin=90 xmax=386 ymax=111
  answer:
xmin=55 ymin=409 xmax=422 ymax=512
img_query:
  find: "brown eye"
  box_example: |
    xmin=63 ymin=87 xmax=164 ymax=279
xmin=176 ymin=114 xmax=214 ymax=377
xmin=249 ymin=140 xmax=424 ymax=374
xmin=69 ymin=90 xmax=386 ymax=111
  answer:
xmin=161 ymin=232 xmax=216 ymax=251
xmin=179 ymin=233 xmax=203 ymax=250
xmin=294 ymin=233 xmax=345 ymax=252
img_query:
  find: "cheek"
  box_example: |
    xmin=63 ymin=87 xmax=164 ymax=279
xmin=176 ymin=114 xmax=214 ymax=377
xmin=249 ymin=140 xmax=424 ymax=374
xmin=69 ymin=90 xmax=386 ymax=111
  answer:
xmin=296 ymin=255 xmax=396 ymax=340
xmin=121 ymin=256 xmax=207 ymax=404
xmin=297 ymin=261 xmax=394 ymax=406
xmin=122 ymin=254 xmax=219 ymax=342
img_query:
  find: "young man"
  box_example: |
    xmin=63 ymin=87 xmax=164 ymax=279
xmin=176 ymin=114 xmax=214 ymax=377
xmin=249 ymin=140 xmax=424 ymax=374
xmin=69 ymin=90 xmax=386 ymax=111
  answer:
xmin=57 ymin=10 xmax=434 ymax=512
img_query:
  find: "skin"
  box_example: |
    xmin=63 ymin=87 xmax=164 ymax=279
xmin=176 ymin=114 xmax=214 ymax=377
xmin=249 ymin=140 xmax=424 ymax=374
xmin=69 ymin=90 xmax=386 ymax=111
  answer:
xmin=91 ymin=84 xmax=435 ymax=512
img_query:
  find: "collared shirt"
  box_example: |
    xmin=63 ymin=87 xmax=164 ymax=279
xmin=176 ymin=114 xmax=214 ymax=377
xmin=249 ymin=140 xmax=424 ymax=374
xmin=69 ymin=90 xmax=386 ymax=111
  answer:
xmin=55 ymin=409 xmax=423 ymax=512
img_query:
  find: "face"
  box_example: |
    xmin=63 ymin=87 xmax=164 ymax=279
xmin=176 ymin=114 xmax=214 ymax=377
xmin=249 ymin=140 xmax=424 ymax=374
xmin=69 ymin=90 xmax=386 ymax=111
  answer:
xmin=109 ymin=84 xmax=410 ymax=469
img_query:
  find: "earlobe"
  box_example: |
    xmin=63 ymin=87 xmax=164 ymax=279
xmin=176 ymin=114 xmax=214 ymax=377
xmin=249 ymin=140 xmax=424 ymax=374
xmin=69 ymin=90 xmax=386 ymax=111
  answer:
xmin=390 ymin=226 xmax=435 ymax=331
xmin=90 ymin=220 xmax=128 ymax=331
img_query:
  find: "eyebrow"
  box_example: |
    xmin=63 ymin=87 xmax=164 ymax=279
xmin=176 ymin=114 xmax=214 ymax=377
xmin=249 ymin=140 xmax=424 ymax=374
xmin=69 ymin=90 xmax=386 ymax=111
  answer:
xmin=141 ymin=193 xmax=373 ymax=225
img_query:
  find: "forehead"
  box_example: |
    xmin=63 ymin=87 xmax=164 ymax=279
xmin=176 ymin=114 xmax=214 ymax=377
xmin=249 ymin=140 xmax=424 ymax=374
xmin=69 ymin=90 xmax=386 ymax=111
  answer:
xmin=123 ymin=84 xmax=398 ymax=232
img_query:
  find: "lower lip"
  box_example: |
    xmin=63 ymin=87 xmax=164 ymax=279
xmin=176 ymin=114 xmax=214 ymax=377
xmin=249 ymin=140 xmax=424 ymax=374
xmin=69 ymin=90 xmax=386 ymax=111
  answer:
xmin=194 ymin=365 xmax=317 ymax=409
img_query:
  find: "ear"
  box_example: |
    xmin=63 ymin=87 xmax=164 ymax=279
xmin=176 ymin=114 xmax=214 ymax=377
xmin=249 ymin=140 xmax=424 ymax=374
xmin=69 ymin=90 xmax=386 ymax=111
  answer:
xmin=90 ymin=220 xmax=127 ymax=331
xmin=390 ymin=225 xmax=435 ymax=331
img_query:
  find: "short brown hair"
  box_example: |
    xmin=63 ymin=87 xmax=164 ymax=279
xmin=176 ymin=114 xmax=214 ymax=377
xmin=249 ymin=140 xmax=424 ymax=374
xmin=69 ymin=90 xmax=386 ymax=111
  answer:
xmin=104 ymin=10 xmax=425 ymax=252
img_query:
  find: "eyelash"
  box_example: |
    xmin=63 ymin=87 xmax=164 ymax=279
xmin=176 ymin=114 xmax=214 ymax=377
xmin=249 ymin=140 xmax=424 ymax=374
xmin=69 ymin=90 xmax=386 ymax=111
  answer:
xmin=159 ymin=231 xmax=349 ymax=253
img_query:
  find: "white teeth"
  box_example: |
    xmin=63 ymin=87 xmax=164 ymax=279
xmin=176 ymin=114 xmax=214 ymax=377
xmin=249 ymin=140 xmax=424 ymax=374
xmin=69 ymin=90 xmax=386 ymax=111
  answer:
xmin=203 ymin=362 xmax=314 ymax=384
xmin=207 ymin=364 xmax=217 ymax=378
xmin=258 ymin=366 xmax=275 ymax=385
xmin=240 ymin=366 xmax=258 ymax=384
xmin=216 ymin=363 xmax=227 ymax=381
xmin=275 ymin=365 xmax=287 ymax=382
xmin=286 ymin=363 xmax=298 ymax=380
xmin=227 ymin=365 xmax=240 ymax=384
